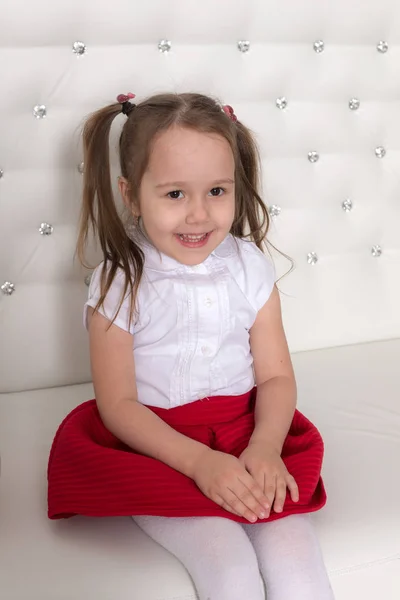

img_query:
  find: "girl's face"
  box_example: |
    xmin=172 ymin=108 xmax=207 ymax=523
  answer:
xmin=122 ymin=126 xmax=236 ymax=266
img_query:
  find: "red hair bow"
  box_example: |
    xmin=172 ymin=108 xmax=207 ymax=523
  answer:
xmin=116 ymin=93 xmax=136 ymax=103
xmin=222 ymin=105 xmax=238 ymax=122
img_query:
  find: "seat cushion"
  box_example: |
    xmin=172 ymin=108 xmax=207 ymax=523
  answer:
xmin=0 ymin=339 xmax=399 ymax=599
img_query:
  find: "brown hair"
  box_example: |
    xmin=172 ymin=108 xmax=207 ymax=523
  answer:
xmin=76 ymin=92 xmax=281 ymax=332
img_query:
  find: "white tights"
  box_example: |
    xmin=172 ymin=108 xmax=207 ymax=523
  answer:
xmin=133 ymin=513 xmax=334 ymax=600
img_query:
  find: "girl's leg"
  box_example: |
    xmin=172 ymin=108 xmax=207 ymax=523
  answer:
xmin=242 ymin=514 xmax=334 ymax=600
xmin=133 ymin=515 xmax=265 ymax=600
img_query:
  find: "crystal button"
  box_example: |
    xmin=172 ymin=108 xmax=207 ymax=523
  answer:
xmin=349 ymin=98 xmax=360 ymax=110
xmin=375 ymin=146 xmax=386 ymax=158
xmin=158 ymin=40 xmax=171 ymax=53
xmin=1 ymin=281 xmax=15 ymax=295
xmin=269 ymin=204 xmax=281 ymax=218
xmin=276 ymin=97 xmax=287 ymax=110
xmin=33 ymin=105 xmax=47 ymax=119
xmin=371 ymin=245 xmax=382 ymax=257
xmin=313 ymin=40 xmax=325 ymax=53
xmin=308 ymin=151 xmax=319 ymax=163
xmin=377 ymin=41 xmax=388 ymax=53
xmin=72 ymin=41 xmax=87 ymax=56
xmin=307 ymin=252 xmax=318 ymax=265
xmin=39 ymin=223 xmax=54 ymax=235
xmin=342 ymin=199 xmax=353 ymax=212
xmin=204 ymin=297 xmax=213 ymax=307
xmin=237 ymin=40 xmax=250 ymax=53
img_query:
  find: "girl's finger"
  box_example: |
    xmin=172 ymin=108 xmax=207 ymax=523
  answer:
xmin=263 ymin=474 xmax=277 ymax=512
xmin=249 ymin=469 xmax=268 ymax=502
xmin=215 ymin=495 xmax=242 ymax=517
xmin=240 ymin=471 xmax=271 ymax=513
xmin=273 ymin=477 xmax=287 ymax=512
xmin=218 ymin=488 xmax=259 ymax=523
xmin=253 ymin=470 xmax=271 ymax=518
xmin=286 ymin=473 xmax=300 ymax=502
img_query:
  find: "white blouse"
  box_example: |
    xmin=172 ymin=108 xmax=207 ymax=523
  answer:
xmin=83 ymin=231 xmax=275 ymax=409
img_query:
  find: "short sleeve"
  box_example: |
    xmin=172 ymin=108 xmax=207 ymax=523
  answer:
xmin=83 ymin=263 xmax=135 ymax=334
xmin=238 ymin=240 xmax=276 ymax=313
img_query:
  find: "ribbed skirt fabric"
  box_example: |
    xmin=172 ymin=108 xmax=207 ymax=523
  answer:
xmin=47 ymin=388 xmax=326 ymax=521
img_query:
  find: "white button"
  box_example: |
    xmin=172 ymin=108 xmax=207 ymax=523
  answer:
xmin=204 ymin=296 xmax=213 ymax=307
xmin=201 ymin=345 xmax=212 ymax=356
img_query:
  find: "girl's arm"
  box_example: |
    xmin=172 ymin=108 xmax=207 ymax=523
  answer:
xmin=87 ymin=308 xmax=209 ymax=479
xmin=248 ymin=285 xmax=297 ymax=453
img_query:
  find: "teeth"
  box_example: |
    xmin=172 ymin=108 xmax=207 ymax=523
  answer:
xmin=178 ymin=233 xmax=208 ymax=241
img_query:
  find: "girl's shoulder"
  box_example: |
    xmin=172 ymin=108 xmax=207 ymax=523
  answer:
xmin=87 ymin=260 xmax=130 ymax=297
xmin=83 ymin=260 xmax=137 ymax=334
xmin=214 ymin=235 xmax=276 ymax=312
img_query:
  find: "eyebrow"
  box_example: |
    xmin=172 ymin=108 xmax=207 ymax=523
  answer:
xmin=155 ymin=178 xmax=235 ymax=189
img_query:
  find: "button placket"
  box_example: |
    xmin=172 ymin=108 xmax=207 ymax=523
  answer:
xmin=193 ymin=281 xmax=219 ymax=398
xmin=198 ymin=286 xmax=218 ymax=358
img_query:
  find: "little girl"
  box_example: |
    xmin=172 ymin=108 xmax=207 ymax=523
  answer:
xmin=48 ymin=92 xmax=334 ymax=599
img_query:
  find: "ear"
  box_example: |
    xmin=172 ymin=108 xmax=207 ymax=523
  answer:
xmin=118 ymin=176 xmax=140 ymax=216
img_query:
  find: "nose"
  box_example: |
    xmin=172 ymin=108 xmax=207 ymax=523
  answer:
xmin=185 ymin=195 xmax=210 ymax=225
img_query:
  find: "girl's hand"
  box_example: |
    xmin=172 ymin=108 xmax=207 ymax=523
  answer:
xmin=191 ymin=448 xmax=271 ymax=523
xmin=239 ymin=441 xmax=299 ymax=517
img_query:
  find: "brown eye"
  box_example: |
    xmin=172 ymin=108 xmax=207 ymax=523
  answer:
xmin=209 ymin=187 xmax=225 ymax=197
xmin=168 ymin=190 xmax=183 ymax=200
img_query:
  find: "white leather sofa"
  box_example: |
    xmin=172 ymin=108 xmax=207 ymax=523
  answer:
xmin=1 ymin=1 xmax=399 ymax=598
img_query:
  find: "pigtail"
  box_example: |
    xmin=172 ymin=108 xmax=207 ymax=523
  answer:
xmin=231 ymin=121 xmax=269 ymax=250
xmin=233 ymin=121 xmax=294 ymax=278
xmin=75 ymin=103 xmax=144 ymax=332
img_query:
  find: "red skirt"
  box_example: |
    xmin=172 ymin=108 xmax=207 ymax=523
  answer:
xmin=47 ymin=388 xmax=327 ymax=522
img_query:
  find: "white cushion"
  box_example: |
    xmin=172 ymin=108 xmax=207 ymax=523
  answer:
xmin=1 ymin=338 xmax=399 ymax=599
xmin=2 ymin=4 xmax=400 ymax=395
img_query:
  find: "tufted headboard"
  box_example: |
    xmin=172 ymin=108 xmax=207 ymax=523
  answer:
xmin=1 ymin=0 xmax=399 ymax=394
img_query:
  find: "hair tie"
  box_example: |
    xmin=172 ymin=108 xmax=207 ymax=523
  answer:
xmin=222 ymin=105 xmax=238 ymax=122
xmin=117 ymin=93 xmax=136 ymax=117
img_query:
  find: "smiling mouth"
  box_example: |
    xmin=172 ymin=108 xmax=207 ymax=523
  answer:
xmin=177 ymin=233 xmax=209 ymax=242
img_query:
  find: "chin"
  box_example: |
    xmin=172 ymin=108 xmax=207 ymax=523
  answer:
xmin=176 ymin=251 xmax=210 ymax=266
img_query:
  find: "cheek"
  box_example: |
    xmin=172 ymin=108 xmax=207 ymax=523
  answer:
xmin=143 ymin=203 xmax=180 ymax=233
xmin=217 ymin=196 xmax=236 ymax=223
